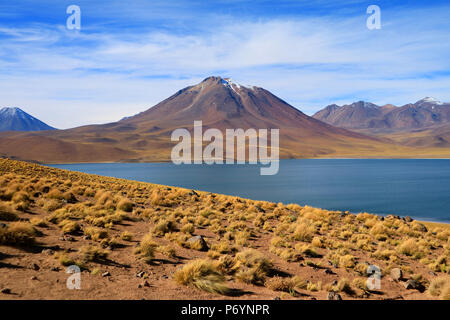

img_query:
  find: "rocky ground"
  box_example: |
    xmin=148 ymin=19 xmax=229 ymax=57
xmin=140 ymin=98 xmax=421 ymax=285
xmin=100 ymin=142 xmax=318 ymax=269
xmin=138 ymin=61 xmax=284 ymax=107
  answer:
xmin=0 ymin=158 xmax=449 ymax=300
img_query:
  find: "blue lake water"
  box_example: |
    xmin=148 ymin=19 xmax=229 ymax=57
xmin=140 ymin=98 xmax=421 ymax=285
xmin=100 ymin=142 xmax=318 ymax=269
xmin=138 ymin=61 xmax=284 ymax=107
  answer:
xmin=48 ymin=159 xmax=450 ymax=223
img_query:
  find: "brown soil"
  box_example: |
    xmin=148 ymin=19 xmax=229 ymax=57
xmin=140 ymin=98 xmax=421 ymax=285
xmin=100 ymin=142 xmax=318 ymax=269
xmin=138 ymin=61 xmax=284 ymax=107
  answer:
xmin=0 ymin=159 xmax=449 ymax=300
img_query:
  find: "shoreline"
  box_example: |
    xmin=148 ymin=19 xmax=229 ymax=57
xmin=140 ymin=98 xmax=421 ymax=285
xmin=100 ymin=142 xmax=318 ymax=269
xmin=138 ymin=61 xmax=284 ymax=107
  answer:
xmin=45 ymin=162 xmax=450 ymax=226
xmin=43 ymin=158 xmax=450 ymax=165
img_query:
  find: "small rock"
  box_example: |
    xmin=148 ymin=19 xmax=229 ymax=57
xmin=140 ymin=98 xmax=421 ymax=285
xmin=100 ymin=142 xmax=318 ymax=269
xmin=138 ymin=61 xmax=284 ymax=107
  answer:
xmin=390 ymin=268 xmax=403 ymax=281
xmin=324 ymin=269 xmax=335 ymax=275
xmin=327 ymin=292 xmax=342 ymax=300
xmin=187 ymin=235 xmax=209 ymax=251
xmin=273 ymin=297 xmax=281 ymax=300
xmin=327 ymin=260 xmax=338 ymax=268
xmin=41 ymin=249 xmax=54 ymax=255
xmin=255 ymin=206 xmax=265 ymax=213
xmin=102 ymin=272 xmax=111 ymax=277
xmin=404 ymin=216 xmax=413 ymax=222
xmin=31 ymin=276 xmax=38 ymax=280
xmin=0 ymin=223 xmax=7 ymax=228
xmin=136 ymin=271 xmax=145 ymax=278
xmin=1 ymin=288 xmax=11 ymax=294
xmin=378 ymin=216 xmax=384 ymax=221
xmin=161 ymin=275 xmax=168 ymax=279
xmin=60 ymin=235 xmax=75 ymax=242
xmin=142 ymin=280 xmax=150 ymax=287
xmin=331 ymin=280 xmax=338 ymax=286
xmin=51 ymin=267 xmax=60 ymax=272
xmin=138 ymin=284 xmax=143 ymax=288
xmin=414 ymin=223 xmax=428 ymax=233
xmin=404 ymin=279 xmax=425 ymax=292
xmin=30 ymin=263 xmax=40 ymax=271
xmin=428 ymin=271 xmax=437 ymax=276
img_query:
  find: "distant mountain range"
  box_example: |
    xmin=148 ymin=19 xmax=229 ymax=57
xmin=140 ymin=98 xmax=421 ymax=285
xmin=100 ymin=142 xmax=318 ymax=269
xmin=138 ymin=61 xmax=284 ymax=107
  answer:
xmin=1 ymin=78 xmax=449 ymax=163
xmin=313 ymin=97 xmax=450 ymax=147
xmin=0 ymin=107 xmax=55 ymax=132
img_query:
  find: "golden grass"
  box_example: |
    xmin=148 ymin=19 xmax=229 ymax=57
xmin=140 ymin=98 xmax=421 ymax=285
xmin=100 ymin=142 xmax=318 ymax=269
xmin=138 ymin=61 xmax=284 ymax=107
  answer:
xmin=0 ymin=203 xmax=19 ymax=221
xmin=135 ymin=233 xmax=158 ymax=262
xmin=1 ymin=158 xmax=449 ymax=299
xmin=428 ymin=277 xmax=450 ymax=300
xmin=0 ymin=221 xmax=36 ymax=245
xmin=174 ymin=259 xmax=230 ymax=295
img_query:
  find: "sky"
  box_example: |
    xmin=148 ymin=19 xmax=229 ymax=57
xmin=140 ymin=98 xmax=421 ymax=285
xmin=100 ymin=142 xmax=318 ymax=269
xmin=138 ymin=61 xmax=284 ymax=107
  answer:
xmin=0 ymin=0 xmax=450 ymax=129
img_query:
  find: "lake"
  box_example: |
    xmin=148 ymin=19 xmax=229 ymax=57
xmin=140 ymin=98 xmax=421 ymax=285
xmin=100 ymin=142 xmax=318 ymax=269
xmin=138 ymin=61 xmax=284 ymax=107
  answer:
xmin=48 ymin=159 xmax=450 ymax=223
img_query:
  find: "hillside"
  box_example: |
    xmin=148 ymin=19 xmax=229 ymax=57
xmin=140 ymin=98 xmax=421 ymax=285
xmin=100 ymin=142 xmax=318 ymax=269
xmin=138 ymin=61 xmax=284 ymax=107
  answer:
xmin=2 ymin=77 xmax=449 ymax=163
xmin=0 ymin=158 xmax=449 ymax=300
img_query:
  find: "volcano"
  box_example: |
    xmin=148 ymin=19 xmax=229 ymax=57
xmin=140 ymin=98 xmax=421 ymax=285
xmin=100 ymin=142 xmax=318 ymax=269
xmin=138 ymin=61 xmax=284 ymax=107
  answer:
xmin=0 ymin=76 xmax=445 ymax=163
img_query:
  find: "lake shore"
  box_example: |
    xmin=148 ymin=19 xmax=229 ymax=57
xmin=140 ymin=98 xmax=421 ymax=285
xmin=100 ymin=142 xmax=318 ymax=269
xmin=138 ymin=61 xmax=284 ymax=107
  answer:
xmin=48 ymin=159 xmax=450 ymax=224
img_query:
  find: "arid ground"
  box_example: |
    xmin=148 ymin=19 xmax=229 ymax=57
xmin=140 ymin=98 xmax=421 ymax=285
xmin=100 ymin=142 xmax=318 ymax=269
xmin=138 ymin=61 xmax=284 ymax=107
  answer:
xmin=0 ymin=158 xmax=449 ymax=300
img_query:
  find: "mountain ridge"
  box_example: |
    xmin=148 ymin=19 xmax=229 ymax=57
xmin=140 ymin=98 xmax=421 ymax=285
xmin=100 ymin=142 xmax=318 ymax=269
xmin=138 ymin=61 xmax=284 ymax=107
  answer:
xmin=1 ymin=77 xmax=450 ymax=163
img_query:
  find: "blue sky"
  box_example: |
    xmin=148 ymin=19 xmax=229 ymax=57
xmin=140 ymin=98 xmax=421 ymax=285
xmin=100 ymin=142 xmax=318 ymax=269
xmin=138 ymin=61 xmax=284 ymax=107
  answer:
xmin=1 ymin=0 xmax=450 ymax=128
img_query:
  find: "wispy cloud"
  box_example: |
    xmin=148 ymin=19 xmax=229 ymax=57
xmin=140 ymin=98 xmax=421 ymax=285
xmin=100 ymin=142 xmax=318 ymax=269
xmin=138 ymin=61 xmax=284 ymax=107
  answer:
xmin=0 ymin=1 xmax=449 ymax=128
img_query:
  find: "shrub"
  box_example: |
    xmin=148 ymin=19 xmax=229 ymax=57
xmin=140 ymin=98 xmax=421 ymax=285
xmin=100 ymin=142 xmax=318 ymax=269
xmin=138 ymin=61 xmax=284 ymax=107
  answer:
xmin=295 ymin=244 xmax=321 ymax=258
xmin=265 ymin=276 xmax=303 ymax=293
xmin=0 ymin=221 xmax=36 ymax=245
xmin=153 ymin=220 xmax=176 ymax=237
xmin=135 ymin=233 xmax=158 ymax=262
xmin=311 ymin=237 xmax=324 ymax=248
xmin=11 ymin=191 xmax=29 ymax=203
xmin=30 ymin=217 xmax=47 ymax=227
xmin=306 ymin=281 xmax=322 ymax=292
xmin=79 ymin=245 xmax=109 ymax=262
xmin=234 ymin=249 xmax=273 ymax=285
xmin=174 ymin=259 xmax=230 ymax=295
xmin=47 ymin=189 xmax=64 ymax=200
xmin=58 ymin=220 xmax=81 ymax=234
xmin=117 ymin=198 xmax=133 ymax=212
xmin=398 ymin=239 xmax=418 ymax=256
xmin=339 ymin=254 xmax=357 ymax=269
xmin=428 ymin=277 xmax=450 ymax=300
xmin=181 ymin=223 xmax=195 ymax=234
xmin=335 ymin=278 xmax=355 ymax=295
xmin=158 ymin=245 xmax=177 ymax=259
xmin=84 ymin=227 xmax=109 ymax=241
xmin=0 ymin=204 xmax=19 ymax=221
xmin=293 ymin=222 xmax=315 ymax=242
xmin=58 ymin=254 xmax=75 ymax=266
xmin=120 ymin=231 xmax=133 ymax=241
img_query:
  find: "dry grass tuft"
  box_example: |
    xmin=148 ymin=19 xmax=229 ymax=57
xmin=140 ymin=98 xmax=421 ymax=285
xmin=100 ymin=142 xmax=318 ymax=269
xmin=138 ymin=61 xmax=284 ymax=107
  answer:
xmin=0 ymin=221 xmax=36 ymax=245
xmin=174 ymin=259 xmax=230 ymax=295
xmin=428 ymin=276 xmax=450 ymax=300
xmin=135 ymin=233 xmax=158 ymax=262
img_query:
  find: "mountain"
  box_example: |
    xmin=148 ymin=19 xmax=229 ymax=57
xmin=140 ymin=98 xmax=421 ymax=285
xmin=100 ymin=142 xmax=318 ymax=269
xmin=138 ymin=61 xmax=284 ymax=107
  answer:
xmin=313 ymin=98 xmax=450 ymax=132
xmin=0 ymin=77 xmax=449 ymax=163
xmin=312 ymin=98 xmax=450 ymax=147
xmin=0 ymin=107 xmax=56 ymax=132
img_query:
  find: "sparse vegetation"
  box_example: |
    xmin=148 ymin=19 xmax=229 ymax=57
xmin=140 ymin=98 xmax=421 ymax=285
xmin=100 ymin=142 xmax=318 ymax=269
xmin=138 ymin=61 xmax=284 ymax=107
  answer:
xmin=0 ymin=158 xmax=449 ymax=300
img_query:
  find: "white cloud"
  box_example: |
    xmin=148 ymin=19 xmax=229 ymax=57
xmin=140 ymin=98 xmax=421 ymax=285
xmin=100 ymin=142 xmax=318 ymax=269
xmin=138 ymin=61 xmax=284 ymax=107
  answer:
xmin=0 ymin=4 xmax=449 ymax=127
